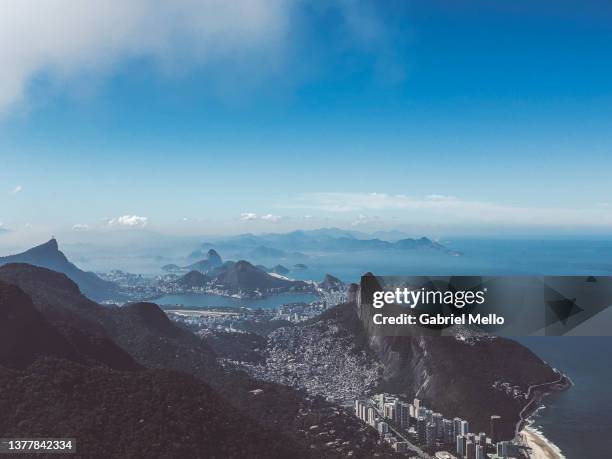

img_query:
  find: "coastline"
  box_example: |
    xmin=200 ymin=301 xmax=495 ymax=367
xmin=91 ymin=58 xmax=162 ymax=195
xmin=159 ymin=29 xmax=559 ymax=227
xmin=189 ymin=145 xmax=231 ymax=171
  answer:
xmin=519 ymin=423 xmax=565 ymax=459
xmin=515 ymin=371 xmax=572 ymax=459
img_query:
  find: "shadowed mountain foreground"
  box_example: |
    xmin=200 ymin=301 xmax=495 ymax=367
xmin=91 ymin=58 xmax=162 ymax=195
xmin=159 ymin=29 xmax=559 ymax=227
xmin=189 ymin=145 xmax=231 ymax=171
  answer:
xmin=0 ymin=263 xmax=394 ymax=458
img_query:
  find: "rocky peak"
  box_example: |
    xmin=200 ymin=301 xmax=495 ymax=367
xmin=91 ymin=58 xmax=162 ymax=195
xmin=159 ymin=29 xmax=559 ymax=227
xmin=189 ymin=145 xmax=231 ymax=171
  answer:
xmin=207 ymin=249 xmax=222 ymax=264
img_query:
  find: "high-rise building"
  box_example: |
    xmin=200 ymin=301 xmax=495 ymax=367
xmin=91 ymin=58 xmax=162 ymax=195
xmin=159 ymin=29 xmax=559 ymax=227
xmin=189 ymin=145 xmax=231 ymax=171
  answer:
xmin=378 ymin=421 xmax=389 ymax=435
xmin=392 ymin=399 xmax=400 ymax=423
xmin=414 ymin=398 xmax=420 ymax=413
xmin=433 ymin=413 xmax=444 ymax=438
xmin=394 ymin=441 xmax=409 ymax=453
xmin=453 ymin=418 xmax=463 ymax=439
xmin=460 ymin=420 xmax=469 ymax=436
xmin=443 ymin=419 xmax=454 ymax=444
xmin=465 ymin=440 xmax=475 ymax=459
xmin=490 ymin=415 xmax=501 ymax=444
xmin=383 ymin=403 xmax=394 ymax=421
xmin=496 ymin=441 xmax=508 ymax=457
xmin=478 ymin=432 xmax=487 ymax=446
xmin=355 ymin=400 xmax=368 ymax=421
xmin=426 ymin=422 xmax=437 ymax=449
xmin=456 ymin=435 xmax=466 ymax=457
xmin=408 ymin=403 xmax=415 ymax=419
xmin=367 ymin=407 xmax=376 ymax=425
xmin=475 ymin=444 xmax=484 ymax=459
xmin=417 ymin=417 xmax=427 ymax=444
xmin=398 ymin=402 xmax=409 ymax=429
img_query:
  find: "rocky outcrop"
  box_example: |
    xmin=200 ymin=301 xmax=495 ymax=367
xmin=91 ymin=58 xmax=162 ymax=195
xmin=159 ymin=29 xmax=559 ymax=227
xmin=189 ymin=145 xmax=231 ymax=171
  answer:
xmin=319 ymin=274 xmax=344 ymax=291
xmin=356 ymin=275 xmax=562 ymax=441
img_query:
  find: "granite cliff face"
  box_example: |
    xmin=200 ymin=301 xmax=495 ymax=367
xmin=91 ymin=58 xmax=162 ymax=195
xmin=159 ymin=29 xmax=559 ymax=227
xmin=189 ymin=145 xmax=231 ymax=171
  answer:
xmin=354 ymin=279 xmax=561 ymax=440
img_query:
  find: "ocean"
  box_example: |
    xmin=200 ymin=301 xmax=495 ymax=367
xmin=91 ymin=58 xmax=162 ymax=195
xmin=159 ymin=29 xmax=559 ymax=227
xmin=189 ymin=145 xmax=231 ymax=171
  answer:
xmin=516 ymin=337 xmax=612 ymax=458
xmin=288 ymin=238 xmax=612 ymax=283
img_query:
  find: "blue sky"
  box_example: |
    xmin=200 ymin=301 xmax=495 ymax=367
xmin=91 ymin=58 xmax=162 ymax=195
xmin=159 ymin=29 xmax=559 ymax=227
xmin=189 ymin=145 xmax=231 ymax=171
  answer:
xmin=1 ymin=0 xmax=612 ymax=244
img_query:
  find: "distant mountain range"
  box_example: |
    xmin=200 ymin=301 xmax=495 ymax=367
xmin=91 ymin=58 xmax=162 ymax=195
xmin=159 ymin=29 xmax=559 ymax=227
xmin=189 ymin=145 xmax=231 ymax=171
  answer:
xmin=177 ymin=260 xmax=311 ymax=297
xmin=0 ymin=239 xmax=120 ymax=302
xmin=202 ymin=228 xmax=461 ymax=257
xmin=256 ymin=264 xmax=290 ymax=275
xmin=246 ymin=245 xmax=308 ymax=260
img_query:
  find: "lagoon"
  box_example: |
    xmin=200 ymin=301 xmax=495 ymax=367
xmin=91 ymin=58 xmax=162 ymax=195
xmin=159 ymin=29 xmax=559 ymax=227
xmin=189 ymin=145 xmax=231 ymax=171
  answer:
xmin=155 ymin=292 xmax=318 ymax=310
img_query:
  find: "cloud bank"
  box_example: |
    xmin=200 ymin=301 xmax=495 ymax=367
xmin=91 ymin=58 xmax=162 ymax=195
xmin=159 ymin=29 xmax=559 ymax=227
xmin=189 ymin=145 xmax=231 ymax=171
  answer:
xmin=240 ymin=212 xmax=281 ymax=222
xmin=292 ymin=192 xmax=612 ymax=228
xmin=0 ymin=0 xmax=289 ymax=113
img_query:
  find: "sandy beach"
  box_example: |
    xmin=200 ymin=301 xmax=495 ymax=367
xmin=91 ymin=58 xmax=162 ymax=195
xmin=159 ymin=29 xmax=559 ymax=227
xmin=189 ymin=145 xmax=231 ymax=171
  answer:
xmin=520 ymin=425 xmax=565 ymax=459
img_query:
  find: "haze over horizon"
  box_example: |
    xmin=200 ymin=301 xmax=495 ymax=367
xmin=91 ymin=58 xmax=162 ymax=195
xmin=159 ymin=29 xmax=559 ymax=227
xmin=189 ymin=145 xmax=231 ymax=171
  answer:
xmin=2 ymin=0 xmax=612 ymax=245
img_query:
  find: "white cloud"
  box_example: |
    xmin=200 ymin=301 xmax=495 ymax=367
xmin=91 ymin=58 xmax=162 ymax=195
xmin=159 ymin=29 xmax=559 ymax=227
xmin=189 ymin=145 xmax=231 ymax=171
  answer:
xmin=294 ymin=192 xmax=417 ymax=212
xmin=108 ymin=215 xmax=148 ymax=227
xmin=0 ymin=0 xmax=290 ymax=114
xmin=72 ymin=223 xmax=91 ymax=231
xmin=240 ymin=212 xmax=282 ymax=222
xmin=240 ymin=212 xmax=258 ymax=221
xmin=10 ymin=185 xmax=22 ymax=194
xmin=291 ymin=192 xmax=612 ymax=228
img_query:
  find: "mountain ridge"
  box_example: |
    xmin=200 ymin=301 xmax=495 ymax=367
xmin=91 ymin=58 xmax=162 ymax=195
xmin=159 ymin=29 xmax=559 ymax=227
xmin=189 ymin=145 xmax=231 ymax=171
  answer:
xmin=202 ymin=229 xmax=460 ymax=256
xmin=0 ymin=239 xmax=120 ymax=302
xmin=0 ymin=263 xmax=395 ymax=458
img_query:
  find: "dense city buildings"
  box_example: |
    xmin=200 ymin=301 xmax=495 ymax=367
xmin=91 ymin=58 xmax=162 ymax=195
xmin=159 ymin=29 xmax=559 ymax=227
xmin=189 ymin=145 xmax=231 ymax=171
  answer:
xmin=490 ymin=415 xmax=502 ymax=444
xmin=353 ymin=393 xmax=524 ymax=458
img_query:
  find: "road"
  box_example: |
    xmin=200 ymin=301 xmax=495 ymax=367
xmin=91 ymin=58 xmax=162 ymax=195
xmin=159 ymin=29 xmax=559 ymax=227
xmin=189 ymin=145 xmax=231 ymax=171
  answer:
xmin=514 ymin=371 xmax=567 ymax=437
